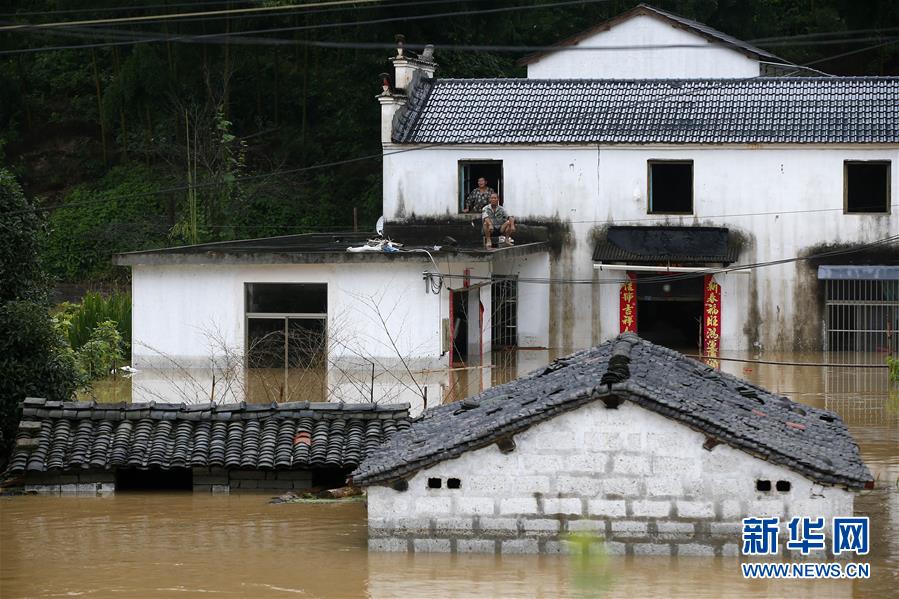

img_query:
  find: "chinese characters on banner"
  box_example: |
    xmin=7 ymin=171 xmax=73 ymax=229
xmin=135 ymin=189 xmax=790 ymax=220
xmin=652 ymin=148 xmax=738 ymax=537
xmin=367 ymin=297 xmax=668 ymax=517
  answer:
xmin=703 ymin=275 xmax=721 ymax=368
xmin=619 ymin=272 xmax=637 ymax=333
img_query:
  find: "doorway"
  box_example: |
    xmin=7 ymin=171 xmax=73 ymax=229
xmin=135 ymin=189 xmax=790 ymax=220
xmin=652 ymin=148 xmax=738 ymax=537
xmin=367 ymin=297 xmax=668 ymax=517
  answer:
xmin=451 ymin=290 xmax=469 ymax=364
xmin=635 ymin=274 xmax=704 ymax=350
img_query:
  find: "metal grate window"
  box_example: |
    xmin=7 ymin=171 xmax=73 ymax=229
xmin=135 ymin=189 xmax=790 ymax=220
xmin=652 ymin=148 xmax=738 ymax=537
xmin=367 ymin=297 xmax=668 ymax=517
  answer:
xmin=823 ymin=277 xmax=898 ymax=364
xmin=491 ymin=276 xmax=518 ymax=348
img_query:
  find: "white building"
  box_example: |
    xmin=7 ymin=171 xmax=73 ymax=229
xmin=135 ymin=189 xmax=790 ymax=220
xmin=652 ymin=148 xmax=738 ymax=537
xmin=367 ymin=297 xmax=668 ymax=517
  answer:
xmin=116 ymin=231 xmax=550 ymax=407
xmin=118 ymin=4 xmax=898 ymax=406
xmin=354 ymin=334 xmax=873 ymax=555
xmin=379 ymin=3 xmax=898 ymax=355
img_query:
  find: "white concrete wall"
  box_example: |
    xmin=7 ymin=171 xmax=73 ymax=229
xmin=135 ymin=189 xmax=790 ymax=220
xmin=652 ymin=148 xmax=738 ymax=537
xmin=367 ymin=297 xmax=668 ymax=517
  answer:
xmin=526 ymin=15 xmax=760 ymax=79
xmin=367 ymin=400 xmax=855 ymax=554
xmin=131 ymin=261 xmax=445 ymax=368
xmin=383 ymin=144 xmax=899 ymax=351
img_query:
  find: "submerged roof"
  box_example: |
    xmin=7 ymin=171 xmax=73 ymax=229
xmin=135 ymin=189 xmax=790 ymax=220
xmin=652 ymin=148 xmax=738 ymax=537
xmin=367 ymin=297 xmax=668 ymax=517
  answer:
xmin=518 ymin=3 xmax=785 ymax=66
xmin=115 ymin=228 xmax=548 ymax=266
xmin=353 ymin=334 xmax=872 ymax=489
xmin=393 ymin=77 xmax=899 ymax=145
xmin=593 ymin=226 xmax=741 ymax=264
xmin=7 ymin=399 xmax=410 ymax=474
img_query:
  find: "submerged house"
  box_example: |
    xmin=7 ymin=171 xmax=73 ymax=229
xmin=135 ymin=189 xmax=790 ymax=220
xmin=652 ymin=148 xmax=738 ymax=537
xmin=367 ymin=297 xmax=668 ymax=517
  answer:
xmin=6 ymin=398 xmax=410 ymax=494
xmin=353 ymin=334 xmax=873 ymax=555
xmin=114 ymin=3 xmax=897 ymax=407
xmin=379 ymin=3 xmax=899 ymax=355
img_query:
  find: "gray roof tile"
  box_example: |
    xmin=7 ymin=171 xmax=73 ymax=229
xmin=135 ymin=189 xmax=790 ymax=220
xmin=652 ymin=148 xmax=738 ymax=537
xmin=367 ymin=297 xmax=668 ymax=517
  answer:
xmin=352 ymin=335 xmax=872 ymax=489
xmin=394 ymin=77 xmax=899 ymax=144
xmin=7 ymin=401 xmax=411 ymax=474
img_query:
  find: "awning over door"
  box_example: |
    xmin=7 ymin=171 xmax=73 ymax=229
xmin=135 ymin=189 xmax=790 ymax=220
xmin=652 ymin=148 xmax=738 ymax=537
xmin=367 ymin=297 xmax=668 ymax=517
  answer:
xmin=817 ymin=265 xmax=899 ymax=280
xmin=592 ymin=226 xmax=740 ymax=265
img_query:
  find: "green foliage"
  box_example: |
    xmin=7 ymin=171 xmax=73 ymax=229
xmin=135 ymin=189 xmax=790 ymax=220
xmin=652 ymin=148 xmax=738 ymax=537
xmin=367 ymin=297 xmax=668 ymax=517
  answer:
xmin=0 ymin=168 xmax=80 ymax=465
xmin=43 ymin=165 xmax=171 ymax=281
xmin=55 ymin=291 xmax=131 ymax=352
xmin=74 ymin=320 xmax=125 ymax=381
xmin=887 ymin=355 xmax=899 ymax=382
xmin=0 ymin=168 xmax=46 ymax=302
xmin=1 ymin=0 xmax=896 ymax=287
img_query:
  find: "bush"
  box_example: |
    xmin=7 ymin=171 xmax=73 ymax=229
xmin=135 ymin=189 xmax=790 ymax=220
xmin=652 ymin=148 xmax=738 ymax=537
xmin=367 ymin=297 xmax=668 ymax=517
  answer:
xmin=43 ymin=165 xmax=171 ymax=282
xmin=75 ymin=320 xmax=125 ymax=380
xmin=0 ymin=167 xmax=81 ymax=467
xmin=56 ymin=291 xmax=131 ymax=352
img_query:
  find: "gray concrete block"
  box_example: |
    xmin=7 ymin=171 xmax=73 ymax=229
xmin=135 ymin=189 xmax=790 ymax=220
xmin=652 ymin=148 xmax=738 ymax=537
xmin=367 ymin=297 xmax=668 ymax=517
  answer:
xmin=413 ymin=538 xmax=452 ymax=553
xmin=633 ymin=543 xmax=673 ymax=556
xmin=369 ymin=538 xmax=410 ymax=552
xmin=502 ymin=539 xmax=539 ymax=554
xmin=678 ymin=543 xmax=716 ymax=556
xmin=456 ymin=539 xmax=497 ymax=554
xmin=522 ymin=519 xmax=561 ymax=533
xmin=611 ymin=520 xmax=648 ymax=535
xmin=229 ymin=470 xmax=267 ymax=480
xmin=212 ymin=485 xmax=230 ymax=494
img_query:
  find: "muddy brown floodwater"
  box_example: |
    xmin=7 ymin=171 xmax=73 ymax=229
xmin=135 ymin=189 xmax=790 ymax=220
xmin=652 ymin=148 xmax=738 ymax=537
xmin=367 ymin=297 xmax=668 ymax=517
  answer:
xmin=1 ymin=351 xmax=897 ymax=598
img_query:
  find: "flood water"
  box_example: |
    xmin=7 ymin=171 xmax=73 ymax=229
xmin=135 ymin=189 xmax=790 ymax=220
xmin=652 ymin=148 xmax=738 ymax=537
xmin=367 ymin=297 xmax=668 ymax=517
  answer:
xmin=2 ymin=350 xmax=897 ymax=598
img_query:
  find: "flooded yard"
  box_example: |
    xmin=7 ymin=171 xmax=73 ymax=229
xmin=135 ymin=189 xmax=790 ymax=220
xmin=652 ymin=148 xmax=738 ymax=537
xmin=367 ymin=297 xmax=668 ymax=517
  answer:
xmin=3 ymin=349 xmax=897 ymax=598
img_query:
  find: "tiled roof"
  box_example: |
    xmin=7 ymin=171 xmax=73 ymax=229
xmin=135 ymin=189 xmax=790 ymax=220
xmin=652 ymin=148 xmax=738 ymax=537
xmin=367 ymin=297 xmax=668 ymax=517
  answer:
xmin=593 ymin=226 xmax=741 ymax=264
xmin=352 ymin=334 xmax=872 ymax=489
xmin=393 ymin=77 xmax=899 ymax=144
xmin=517 ymin=3 xmax=785 ymax=66
xmin=7 ymin=399 xmax=410 ymax=473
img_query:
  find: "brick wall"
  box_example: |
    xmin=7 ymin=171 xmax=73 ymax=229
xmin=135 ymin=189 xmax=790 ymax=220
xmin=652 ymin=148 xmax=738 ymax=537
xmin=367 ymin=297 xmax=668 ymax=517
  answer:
xmin=192 ymin=467 xmax=314 ymax=493
xmin=367 ymin=401 xmax=854 ymax=554
xmin=22 ymin=470 xmax=115 ymax=495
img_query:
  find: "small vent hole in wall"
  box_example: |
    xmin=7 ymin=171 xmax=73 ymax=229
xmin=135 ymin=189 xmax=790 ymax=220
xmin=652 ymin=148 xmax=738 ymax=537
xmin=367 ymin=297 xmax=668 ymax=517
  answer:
xmin=776 ymin=480 xmax=791 ymax=492
xmin=427 ymin=477 xmax=442 ymax=489
xmin=756 ymin=480 xmax=772 ymax=492
xmin=447 ymin=478 xmax=461 ymax=489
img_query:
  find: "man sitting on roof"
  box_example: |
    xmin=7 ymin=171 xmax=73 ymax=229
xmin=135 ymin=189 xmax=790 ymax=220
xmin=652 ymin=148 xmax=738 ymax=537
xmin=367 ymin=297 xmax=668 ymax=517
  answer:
xmin=482 ymin=192 xmax=515 ymax=248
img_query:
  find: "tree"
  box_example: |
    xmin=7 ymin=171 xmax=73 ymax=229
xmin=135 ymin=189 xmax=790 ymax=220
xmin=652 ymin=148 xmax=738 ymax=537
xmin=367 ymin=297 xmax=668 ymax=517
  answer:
xmin=0 ymin=168 xmax=79 ymax=467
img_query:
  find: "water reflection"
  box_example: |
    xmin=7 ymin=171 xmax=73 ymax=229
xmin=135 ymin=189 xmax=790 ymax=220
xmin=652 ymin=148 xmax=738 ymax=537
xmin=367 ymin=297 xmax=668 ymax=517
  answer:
xmin=39 ymin=347 xmax=898 ymax=598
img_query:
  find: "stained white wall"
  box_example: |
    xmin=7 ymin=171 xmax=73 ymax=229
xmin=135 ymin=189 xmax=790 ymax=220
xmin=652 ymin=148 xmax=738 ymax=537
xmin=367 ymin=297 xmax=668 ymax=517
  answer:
xmin=383 ymin=144 xmax=899 ymax=351
xmin=130 ymin=261 xmax=447 ymax=369
xmin=526 ymin=14 xmax=760 ymax=80
xmin=367 ymin=400 xmax=855 ymax=554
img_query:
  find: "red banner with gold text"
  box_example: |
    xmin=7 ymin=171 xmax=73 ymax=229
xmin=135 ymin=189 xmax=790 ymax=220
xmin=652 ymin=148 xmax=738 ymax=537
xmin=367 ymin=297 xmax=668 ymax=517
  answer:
xmin=620 ymin=273 xmax=637 ymax=333
xmin=703 ymin=275 xmax=721 ymax=368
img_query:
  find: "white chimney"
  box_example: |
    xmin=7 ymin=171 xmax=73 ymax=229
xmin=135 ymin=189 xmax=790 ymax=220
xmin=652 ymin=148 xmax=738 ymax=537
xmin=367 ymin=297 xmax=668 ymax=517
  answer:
xmin=376 ymin=36 xmax=437 ymax=146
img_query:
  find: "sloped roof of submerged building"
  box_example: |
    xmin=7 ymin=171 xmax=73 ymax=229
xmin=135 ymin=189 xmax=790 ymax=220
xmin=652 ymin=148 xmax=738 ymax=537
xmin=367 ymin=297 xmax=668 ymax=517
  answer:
xmin=353 ymin=334 xmax=873 ymax=489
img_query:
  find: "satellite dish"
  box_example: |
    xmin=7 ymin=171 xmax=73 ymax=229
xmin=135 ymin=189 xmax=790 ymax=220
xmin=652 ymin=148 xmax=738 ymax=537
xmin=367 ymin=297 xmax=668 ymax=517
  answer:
xmin=376 ymin=216 xmax=384 ymax=236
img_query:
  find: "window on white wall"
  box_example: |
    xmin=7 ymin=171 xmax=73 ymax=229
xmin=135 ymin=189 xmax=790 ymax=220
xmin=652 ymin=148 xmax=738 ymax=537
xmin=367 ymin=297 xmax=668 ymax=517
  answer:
xmin=459 ymin=161 xmax=503 ymax=213
xmin=245 ymin=283 xmax=327 ymax=402
xmin=845 ymin=161 xmax=890 ymax=214
xmin=648 ymin=160 xmax=693 ymax=214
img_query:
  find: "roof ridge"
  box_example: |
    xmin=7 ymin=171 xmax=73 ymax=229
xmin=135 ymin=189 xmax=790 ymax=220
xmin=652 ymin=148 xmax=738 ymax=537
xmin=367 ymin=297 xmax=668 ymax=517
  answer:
xmin=433 ymin=76 xmax=899 ymax=83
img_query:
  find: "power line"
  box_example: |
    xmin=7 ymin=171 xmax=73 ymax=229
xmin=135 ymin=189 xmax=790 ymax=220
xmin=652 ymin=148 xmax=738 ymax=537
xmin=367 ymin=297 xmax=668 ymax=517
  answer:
xmin=0 ymin=0 xmax=385 ymax=31
xmin=0 ymin=0 xmax=270 ymax=18
xmin=430 ymin=234 xmax=899 ymax=287
xmin=4 ymin=0 xmax=898 ymax=56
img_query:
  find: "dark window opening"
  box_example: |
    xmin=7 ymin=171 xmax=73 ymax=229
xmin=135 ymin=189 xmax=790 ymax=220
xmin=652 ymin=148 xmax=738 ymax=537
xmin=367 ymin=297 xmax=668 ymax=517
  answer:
xmin=776 ymin=480 xmax=791 ymax=492
xmin=634 ymin=274 xmax=704 ymax=350
xmin=246 ymin=283 xmax=327 ymax=314
xmin=451 ymin=290 xmax=470 ymax=365
xmin=312 ymin=468 xmax=351 ymax=489
xmin=459 ymin=161 xmax=503 ymax=213
xmin=649 ymin=161 xmax=693 ymax=214
xmin=116 ymin=468 xmax=192 ymax=491
xmin=845 ymin=161 xmax=890 ymax=213
xmin=491 ymin=276 xmax=518 ymax=349
xmin=756 ymin=480 xmax=772 ymax=492
xmin=447 ymin=478 xmax=461 ymax=489
xmin=428 ymin=477 xmax=442 ymax=489
xmin=246 ymin=283 xmax=328 ymax=403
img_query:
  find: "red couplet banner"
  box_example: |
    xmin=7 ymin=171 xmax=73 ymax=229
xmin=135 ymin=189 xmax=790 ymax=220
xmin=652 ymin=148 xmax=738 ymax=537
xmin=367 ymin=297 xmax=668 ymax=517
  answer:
xmin=620 ymin=272 xmax=637 ymax=334
xmin=703 ymin=275 xmax=721 ymax=367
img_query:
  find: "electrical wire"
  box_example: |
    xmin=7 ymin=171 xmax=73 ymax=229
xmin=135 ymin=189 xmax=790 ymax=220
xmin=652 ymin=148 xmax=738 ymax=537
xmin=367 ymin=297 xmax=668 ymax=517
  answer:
xmin=0 ymin=0 xmax=386 ymax=31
